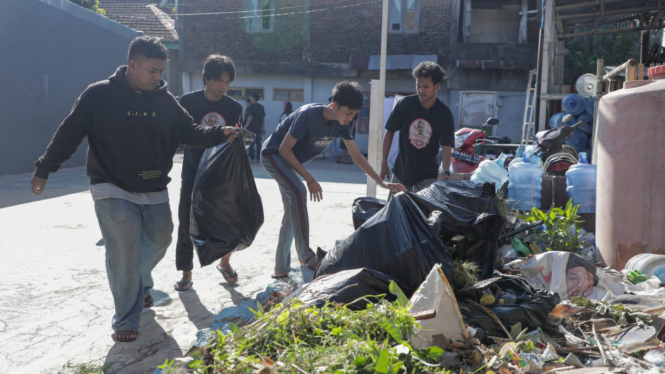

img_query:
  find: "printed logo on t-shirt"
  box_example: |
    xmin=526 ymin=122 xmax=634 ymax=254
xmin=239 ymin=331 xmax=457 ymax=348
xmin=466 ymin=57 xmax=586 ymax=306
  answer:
xmin=202 ymin=112 xmax=226 ymax=127
xmin=408 ymin=119 xmax=432 ymax=150
xmin=310 ymin=136 xmax=335 ymax=148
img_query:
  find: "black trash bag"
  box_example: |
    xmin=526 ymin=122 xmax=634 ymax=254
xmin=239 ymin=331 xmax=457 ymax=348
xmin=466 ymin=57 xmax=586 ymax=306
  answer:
xmin=352 ymin=197 xmax=386 ymax=230
xmin=411 ymin=181 xmax=504 ymax=280
xmin=190 ymin=129 xmax=264 ymax=267
xmin=316 ymin=192 xmax=452 ymax=297
xmin=457 ymin=274 xmax=561 ymax=338
xmin=286 ymin=268 xmax=396 ymax=310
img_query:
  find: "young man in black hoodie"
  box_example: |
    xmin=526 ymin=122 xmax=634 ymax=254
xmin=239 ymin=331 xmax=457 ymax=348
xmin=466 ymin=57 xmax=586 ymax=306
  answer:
xmin=30 ymin=36 xmax=238 ymax=343
xmin=174 ymin=55 xmax=243 ymax=291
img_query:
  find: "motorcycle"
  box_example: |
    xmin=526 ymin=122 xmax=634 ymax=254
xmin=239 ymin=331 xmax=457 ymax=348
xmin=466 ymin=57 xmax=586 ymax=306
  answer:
xmin=532 ymin=114 xmax=581 ymax=176
xmin=451 ymin=117 xmax=500 ymax=173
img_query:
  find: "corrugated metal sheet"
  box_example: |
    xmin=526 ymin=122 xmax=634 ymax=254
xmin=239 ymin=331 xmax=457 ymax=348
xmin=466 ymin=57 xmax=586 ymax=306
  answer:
xmin=470 ymin=4 xmax=520 ymax=43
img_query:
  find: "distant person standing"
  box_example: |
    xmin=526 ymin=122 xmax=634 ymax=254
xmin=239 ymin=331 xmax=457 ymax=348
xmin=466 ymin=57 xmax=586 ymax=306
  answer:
xmin=245 ymin=93 xmax=266 ymax=163
xmin=244 ymin=97 xmax=252 ymax=124
xmin=174 ymin=55 xmax=243 ymax=291
xmin=279 ymin=101 xmax=293 ymax=123
xmin=30 ymin=37 xmax=237 ymax=343
xmin=380 ymin=61 xmax=455 ymax=192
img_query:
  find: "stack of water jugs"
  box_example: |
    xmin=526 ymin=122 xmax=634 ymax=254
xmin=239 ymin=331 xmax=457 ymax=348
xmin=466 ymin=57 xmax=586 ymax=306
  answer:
xmin=565 ymin=152 xmax=596 ymax=213
xmin=507 ymin=150 xmax=542 ymax=211
xmin=548 ymin=93 xmax=594 ymax=157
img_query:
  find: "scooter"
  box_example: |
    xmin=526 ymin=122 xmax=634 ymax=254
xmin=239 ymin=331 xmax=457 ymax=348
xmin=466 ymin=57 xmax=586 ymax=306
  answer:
xmin=451 ymin=118 xmax=500 ymax=173
xmin=532 ymin=114 xmax=581 ymax=176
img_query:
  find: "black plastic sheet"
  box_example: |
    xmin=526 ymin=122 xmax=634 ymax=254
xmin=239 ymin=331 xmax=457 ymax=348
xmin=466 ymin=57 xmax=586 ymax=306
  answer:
xmin=316 ymin=192 xmax=453 ymax=296
xmin=352 ymin=197 xmax=386 ymax=230
xmin=286 ymin=268 xmax=396 ymax=310
xmin=458 ymin=274 xmax=561 ymax=337
xmin=190 ymin=130 xmax=264 ymax=266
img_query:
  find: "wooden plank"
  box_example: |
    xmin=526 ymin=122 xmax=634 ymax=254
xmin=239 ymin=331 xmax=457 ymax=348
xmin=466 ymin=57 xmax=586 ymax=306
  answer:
xmin=626 ymin=64 xmax=636 ymax=81
xmin=637 ymin=63 xmax=644 ymax=80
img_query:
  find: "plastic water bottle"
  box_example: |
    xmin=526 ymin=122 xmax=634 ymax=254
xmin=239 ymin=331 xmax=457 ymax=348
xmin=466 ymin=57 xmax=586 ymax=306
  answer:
xmin=576 ymin=113 xmax=593 ymax=134
xmin=584 ymin=99 xmax=595 ymax=115
xmin=564 ymin=127 xmax=589 ymax=151
xmin=562 ymin=94 xmax=586 ymax=115
xmin=565 ymin=152 xmax=596 ymax=213
xmin=470 ymin=153 xmax=508 ymax=193
xmin=508 ymin=154 xmax=542 ymax=210
xmin=625 ymin=254 xmax=665 ymax=284
xmin=549 ymin=113 xmax=564 ymax=128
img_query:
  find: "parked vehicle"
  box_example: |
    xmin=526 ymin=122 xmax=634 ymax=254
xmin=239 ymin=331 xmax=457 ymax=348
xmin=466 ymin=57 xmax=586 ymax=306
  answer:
xmin=452 ymin=117 xmax=500 ymax=173
xmin=533 ymin=114 xmax=580 ymax=176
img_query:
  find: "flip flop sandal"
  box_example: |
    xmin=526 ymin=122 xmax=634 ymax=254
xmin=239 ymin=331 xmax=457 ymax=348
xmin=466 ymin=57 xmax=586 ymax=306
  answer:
xmin=174 ymin=280 xmax=193 ymax=291
xmin=112 ymin=330 xmax=137 ymax=343
xmin=301 ymin=255 xmax=320 ymax=271
xmin=271 ymin=273 xmax=289 ymax=279
xmin=217 ymin=264 xmax=238 ymax=284
xmin=143 ymin=295 xmax=154 ymax=308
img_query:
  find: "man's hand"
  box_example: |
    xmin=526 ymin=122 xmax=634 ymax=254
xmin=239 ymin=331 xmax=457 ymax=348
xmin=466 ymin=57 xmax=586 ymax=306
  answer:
xmin=379 ymin=182 xmax=407 ymax=194
xmin=306 ymin=179 xmax=323 ymax=202
xmin=380 ymin=162 xmax=391 ymax=181
xmin=223 ymin=126 xmax=238 ymax=143
xmin=31 ymin=175 xmax=47 ymax=195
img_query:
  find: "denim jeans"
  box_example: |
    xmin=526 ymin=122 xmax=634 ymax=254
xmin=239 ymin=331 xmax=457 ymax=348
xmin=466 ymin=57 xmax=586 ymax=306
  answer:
xmin=248 ymin=132 xmax=262 ymax=161
xmin=94 ymin=198 xmax=173 ymax=331
xmin=260 ymin=154 xmax=315 ymax=275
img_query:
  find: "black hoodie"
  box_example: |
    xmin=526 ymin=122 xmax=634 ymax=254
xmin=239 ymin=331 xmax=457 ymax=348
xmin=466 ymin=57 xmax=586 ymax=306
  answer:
xmin=34 ymin=66 xmax=229 ymax=193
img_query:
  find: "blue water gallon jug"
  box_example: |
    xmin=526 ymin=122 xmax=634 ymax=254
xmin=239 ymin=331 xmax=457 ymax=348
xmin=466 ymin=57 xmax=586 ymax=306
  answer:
xmin=564 ymin=127 xmax=589 ymax=151
xmin=566 ymin=152 xmax=596 ymax=213
xmin=549 ymin=113 xmax=564 ymax=128
xmin=585 ymin=98 xmax=595 ymax=115
xmin=576 ymin=113 xmax=593 ymax=134
xmin=470 ymin=153 xmax=509 ymax=193
xmin=562 ymin=94 xmax=586 ymax=115
xmin=625 ymin=254 xmax=665 ymax=284
xmin=508 ymin=154 xmax=542 ymax=210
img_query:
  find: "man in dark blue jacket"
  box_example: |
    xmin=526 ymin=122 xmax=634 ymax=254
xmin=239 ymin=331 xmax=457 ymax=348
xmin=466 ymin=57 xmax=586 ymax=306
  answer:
xmin=30 ymin=36 xmax=237 ymax=343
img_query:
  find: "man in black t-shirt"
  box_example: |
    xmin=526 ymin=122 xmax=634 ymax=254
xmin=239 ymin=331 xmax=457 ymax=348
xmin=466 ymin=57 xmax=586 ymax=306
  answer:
xmin=175 ymin=55 xmax=243 ymax=291
xmin=245 ymin=92 xmax=266 ymax=163
xmin=380 ymin=61 xmax=455 ymax=191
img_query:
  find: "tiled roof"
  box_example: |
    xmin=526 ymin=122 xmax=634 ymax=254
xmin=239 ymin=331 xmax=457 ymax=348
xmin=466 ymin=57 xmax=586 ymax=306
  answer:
xmin=103 ymin=0 xmax=178 ymax=43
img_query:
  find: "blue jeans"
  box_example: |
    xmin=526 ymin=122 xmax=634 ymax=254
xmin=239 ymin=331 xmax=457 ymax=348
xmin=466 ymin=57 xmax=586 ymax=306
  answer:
xmin=248 ymin=132 xmax=262 ymax=161
xmin=94 ymin=198 xmax=173 ymax=331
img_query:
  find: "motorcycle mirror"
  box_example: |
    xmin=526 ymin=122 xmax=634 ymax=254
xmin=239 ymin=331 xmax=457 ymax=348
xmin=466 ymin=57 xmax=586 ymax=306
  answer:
xmin=485 ymin=117 xmax=499 ymax=126
xmin=562 ymin=113 xmax=574 ymax=124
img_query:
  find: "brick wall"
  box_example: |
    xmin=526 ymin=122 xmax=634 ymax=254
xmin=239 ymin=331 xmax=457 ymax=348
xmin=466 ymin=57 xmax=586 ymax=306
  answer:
xmin=180 ymin=0 xmax=452 ymax=71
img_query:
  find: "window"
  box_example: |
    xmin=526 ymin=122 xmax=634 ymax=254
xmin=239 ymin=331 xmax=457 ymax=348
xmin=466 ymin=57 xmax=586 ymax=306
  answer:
xmin=226 ymin=87 xmax=265 ymax=101
xmin=389 ymin=0 xmax=418 ymax=33
xmin=246 ymin=0 xmax=274 ymax=32
xmin=273 ymin=88 xmax=304 ymax=102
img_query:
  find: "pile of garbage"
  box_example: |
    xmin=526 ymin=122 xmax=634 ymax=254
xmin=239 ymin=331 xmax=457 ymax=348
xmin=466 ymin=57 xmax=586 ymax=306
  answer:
xmin=159 ymin=180 xmax=665 ymax=374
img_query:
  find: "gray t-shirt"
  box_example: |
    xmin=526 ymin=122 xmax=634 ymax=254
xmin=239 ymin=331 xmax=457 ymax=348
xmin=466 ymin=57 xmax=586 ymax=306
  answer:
xmin=261 ymin=104 xmax=352 ymax=163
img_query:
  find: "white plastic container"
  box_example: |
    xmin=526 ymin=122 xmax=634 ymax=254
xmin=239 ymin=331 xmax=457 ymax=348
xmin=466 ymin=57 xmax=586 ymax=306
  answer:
xmin=470 ymin=153 xmax=508 ymax=193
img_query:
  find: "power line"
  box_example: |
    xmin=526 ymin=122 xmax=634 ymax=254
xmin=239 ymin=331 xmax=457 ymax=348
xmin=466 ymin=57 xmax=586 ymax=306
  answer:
xmin=173 ymin=0 xmax=372 ymax=17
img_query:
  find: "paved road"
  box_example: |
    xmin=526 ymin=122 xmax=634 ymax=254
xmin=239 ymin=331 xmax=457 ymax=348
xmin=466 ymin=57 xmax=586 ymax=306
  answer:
xmin=0 ymin=157 xmax=389 ymax=373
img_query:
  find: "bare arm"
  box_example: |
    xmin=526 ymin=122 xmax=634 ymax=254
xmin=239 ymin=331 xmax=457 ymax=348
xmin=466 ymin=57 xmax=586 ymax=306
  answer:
xmin=279 ymin=133 xmax=322 ymax=201
xmin=439 ymin=146 xmax=453 ymax=180
xmin=380 ymin=130 xmax=395 ymax=180
xmin=344 ymin=139 xmax=406 ymax=193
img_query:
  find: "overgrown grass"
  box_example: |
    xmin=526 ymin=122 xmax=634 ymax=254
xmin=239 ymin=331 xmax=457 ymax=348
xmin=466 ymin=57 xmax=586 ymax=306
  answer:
xmin=158 ymin=298 xmax=452 ymax=374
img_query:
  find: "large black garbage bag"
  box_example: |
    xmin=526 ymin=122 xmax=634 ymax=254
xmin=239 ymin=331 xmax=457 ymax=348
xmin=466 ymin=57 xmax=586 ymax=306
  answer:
xmin=412 ymin=181 xmax=504 ymax=280
xmin=190 ymin=130 xmax=264 ymax=267
xmin=286 ymin=268 xmax=396 ymax=310
xmin=352 ymin=197 xmax=386 ymax=230
xmin=316 ymin=192 xmax=452 ymax=297
xmin=457 ymin=274 xmax=561 ymax=337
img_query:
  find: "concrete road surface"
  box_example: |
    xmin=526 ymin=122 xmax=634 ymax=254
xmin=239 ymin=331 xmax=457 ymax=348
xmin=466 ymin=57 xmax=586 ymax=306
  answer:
xmin=0 ymin=157 xmax=389 ymax=374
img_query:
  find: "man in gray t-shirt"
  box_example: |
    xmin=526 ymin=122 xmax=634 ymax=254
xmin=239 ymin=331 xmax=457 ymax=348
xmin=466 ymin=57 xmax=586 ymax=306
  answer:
xmin=260 ymin=81 xmax=405 ymax=280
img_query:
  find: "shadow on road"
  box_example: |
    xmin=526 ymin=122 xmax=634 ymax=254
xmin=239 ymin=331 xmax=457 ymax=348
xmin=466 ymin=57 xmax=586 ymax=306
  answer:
xmin=178 ymin=288 xmax=216 ymax=331
xmin=0 ymin=167 xmax=89 ymax=209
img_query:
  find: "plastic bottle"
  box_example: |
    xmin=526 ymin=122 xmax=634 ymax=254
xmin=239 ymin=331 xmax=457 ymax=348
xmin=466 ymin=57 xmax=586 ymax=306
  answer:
xmin=549 ymin=112 xmax=564 ymax=128
xmin=565 ymin=152 xmax=596 ymax=213
xmin=470 ymin=153 xmax=508 ymax=193
xmin=596 ymin=66 xmax=665 ymax=268
xmin=563 ymin=127 xmax=589 ymax=151
xmin=625 ymin=254 xmax=665 ymax=284
xmin=576 ymin=113 xmax=593 ymax=134
xmin=576 ymin=73 xmax=597 ymax=97
xmin=508 ymin=154 xmax=542 ymax=210
xmin=584 ymin=98 xmax=595 ymax=115
xmin=562 ymin=93 xmax=586 ymax=115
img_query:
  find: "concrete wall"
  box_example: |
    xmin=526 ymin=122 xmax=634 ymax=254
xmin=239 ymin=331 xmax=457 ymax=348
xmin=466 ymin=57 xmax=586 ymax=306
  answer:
xmin=0 ymin=0 xmax=139 ymax=176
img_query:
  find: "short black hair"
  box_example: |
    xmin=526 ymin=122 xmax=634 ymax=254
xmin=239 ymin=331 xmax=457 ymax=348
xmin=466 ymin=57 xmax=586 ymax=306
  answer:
xmin=203 ymin=55 xmax=236 ymax=84
xmin=251 ymin=92 xmax=260 ymax=101
xmin=331 ymin=81 xmax=363 ymax=110
xmin=412 ymin=61 xmax=445 ymax=85
xmin=245 ymin=98 xmax=252 ymax=103
xmin=127 ymin=36 xmax=168 ymax=63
